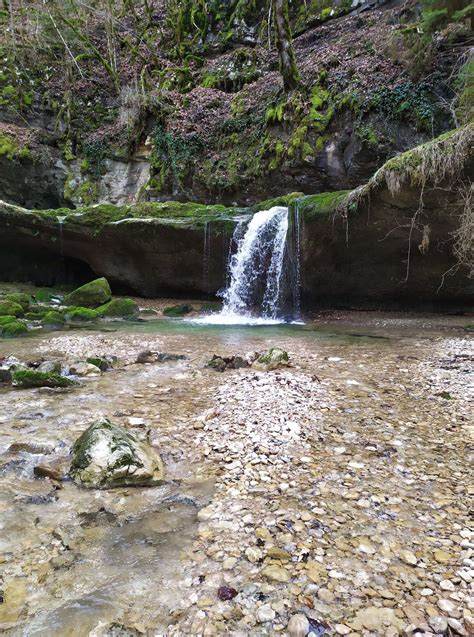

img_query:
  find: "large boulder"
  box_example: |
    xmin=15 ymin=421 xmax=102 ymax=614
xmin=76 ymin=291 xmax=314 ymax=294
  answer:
xmin=0 ymin=300 xmax=24 ymax=317
xmin=70 ymin=419 xmax=164 ymax=489
xmin=97 ymin=298 xmax=138 ymax=318
xmin=64 ymin=278 xmax=111 ymax=308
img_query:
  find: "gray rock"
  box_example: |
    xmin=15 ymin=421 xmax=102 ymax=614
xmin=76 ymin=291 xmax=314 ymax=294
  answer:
xmin=252 ymin=347 xmax=289 ymax=371
xmin=429 ymin=616 xmax=448 ymax=633
xmin=70 ymin=418 xmax=164 ymax=488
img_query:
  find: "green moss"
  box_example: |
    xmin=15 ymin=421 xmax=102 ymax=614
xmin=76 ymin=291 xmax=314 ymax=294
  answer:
xmin=0 ymin=319 xmax=28 ymax=338
xmin=0 ymin=300 xmax=24 ymax=317
xmin=64 ymin=278 xmax=112 ymax=308
xmin=12 ymin=370 xmax=75 ymax=388
xmin=0 ymin=132 xmax=32 ymax=161
xmin=86 ymin=357 xmax=111 ymax=371
xmin=41 ymin=311 xmax=66 ymax=328
xmin=163 ymin=304 xmax=193 ymax=317
xmin=296 ymin=191 xmax=352 ymax=220
xmin=356 ymin=125 xmax=379 ymax=148
xmin=251 ymin=192 xmax=304 ymax=212
xmin=5 ymin=292 xmax=31 ymax=311
xmin=0 ymin=315 xmax=16 ymax=326
xmin=25 ymin=306 xmax=52 ymax=320
xmin=97 ymin=298 xmax=138 ymax=318
xmin=64 ymin=307 xmax=100 ymax=322
xmin=64 ymin=177 xmax=99 ymax=206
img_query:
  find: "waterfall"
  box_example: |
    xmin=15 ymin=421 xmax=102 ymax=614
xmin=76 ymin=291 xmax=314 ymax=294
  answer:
xmin=202 ymin=221 xmax=211 ymax=295
xmin=211 ymin=206 xmax=290 ymax=323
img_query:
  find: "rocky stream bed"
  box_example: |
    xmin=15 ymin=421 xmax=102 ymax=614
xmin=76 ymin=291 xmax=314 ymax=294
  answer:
xmin=0 ymin=316 xmax=472 ymax=636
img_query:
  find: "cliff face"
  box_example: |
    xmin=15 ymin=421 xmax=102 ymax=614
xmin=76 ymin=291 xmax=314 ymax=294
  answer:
xmin=1 ymin=127 xmax=472 ymax=307
xmin=1 ymin=0 xmax=469 ymax=209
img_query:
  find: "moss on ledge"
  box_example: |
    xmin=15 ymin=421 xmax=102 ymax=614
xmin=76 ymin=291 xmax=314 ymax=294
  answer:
xmin=32 ymin=200 xmax=245 ymax=229
xmin=294 ymin=191 xmax=351 ymax=220
xmin=251 ymin=192 xmax=304 ymax=212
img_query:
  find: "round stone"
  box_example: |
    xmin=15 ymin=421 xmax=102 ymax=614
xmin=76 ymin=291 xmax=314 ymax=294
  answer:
xmin=287 ymin=613 xmax=309 ymax=637
xmin=256 ymin=605 xmax=276 ymax=623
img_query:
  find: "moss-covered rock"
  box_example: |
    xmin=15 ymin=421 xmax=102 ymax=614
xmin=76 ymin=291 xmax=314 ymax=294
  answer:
xmin=0 ymin=318 xmax=28 ymax=338
xmin=25 ymin=306 xmax=53 ymax=320
xmin=253 ymin=348 xmax=289 ymax=371
xmin=70 ymin=419 xmax=164 ymax=489
xmin=41 ymin=311 xmax=66 ymax=329
xmin=97 ymin=298 xmax=138 ymax=318
xmin=64 ymin=277 xmax=112 ymax=308
xmin=163 ymin=303 xmax=193 ymax=317
xmin=5 ymin=292 xmax=31 ymax=311
xmin=64 ymin=307 xmax=99 ymax=322
xmin=0 ymin=300 xmax=24 ymax=317
xmin=86 ymin=357 xmax=113 ymax=371
xmin=12 ymin=369 xmax=76 ymax=388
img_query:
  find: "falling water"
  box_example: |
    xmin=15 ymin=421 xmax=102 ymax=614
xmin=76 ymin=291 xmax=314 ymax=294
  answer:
xmin=202 ymin=221 xmax=211 ymax=295
xmin=293 ymin=201 xmax=302 ymax=319
xmin=57 ymin=215 xmax=67 ymax=257
xmin=196 ymin=206 xmax=288 ymax=324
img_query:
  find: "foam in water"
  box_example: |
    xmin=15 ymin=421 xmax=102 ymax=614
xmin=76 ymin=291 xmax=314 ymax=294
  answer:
xmin=195 ymin=206 xmax=293 ymax=325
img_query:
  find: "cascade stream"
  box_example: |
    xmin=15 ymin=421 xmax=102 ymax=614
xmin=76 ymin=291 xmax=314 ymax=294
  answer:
xmin=201 ymin=206 xmax=301 ymax=324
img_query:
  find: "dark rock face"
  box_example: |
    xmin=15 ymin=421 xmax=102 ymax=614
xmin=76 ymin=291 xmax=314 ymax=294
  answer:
xmin=299 ymin=183 xmax=473 ymax=308
xmin=0 ymin=153 xmax=67 ymax=210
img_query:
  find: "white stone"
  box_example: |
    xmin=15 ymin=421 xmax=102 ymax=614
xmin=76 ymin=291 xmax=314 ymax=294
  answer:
xmin=256 ymin=605 xmax=276 ymax=623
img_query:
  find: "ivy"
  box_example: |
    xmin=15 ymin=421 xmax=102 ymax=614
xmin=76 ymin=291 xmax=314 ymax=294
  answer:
xmin=150 ymin=125 xmax=203 ymax=187
xmin=369 ymin=81 xmax=440 ymax=131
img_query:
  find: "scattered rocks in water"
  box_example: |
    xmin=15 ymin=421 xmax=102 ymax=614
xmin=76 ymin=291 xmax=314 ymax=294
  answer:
xmin=70 ymin=418 xmax=164 ymax=488
xmin=37 ymin=360 xmax=62 ymax=374
xmin=163 ymin=304 xmax=193 ymax=317
xmin=63 ymin=277 xmax=112 ymax=308
xmin=206 ymin=348 xmax=290 ymax=372
xmin=136 ymin=349 xmax=159 ymax=364
xmin=79 ymin=507 xmax=118 ymax=527
xmin=33 ymin=464 xmax=66 ymax=481
xmin=67 ymin=361 xmax=102 ymax=376
xmin=86 ymin=356 xmax=115 ymax=371
xmin=8 ymin=442 xmax=52 ymax=455
xmin=136 ymin=350 xmax=186 ymax=364
xmin=11 ymin=369 xmax=76 ymax=389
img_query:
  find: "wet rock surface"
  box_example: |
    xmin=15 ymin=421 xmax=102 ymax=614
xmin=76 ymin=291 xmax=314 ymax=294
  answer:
xmin=0 ymin=318 xmax=472 ymax=634
xmin=70 ymin=419 xmax=165 ymax=489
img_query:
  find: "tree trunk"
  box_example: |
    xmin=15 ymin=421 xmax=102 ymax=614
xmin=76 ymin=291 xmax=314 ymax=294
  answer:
xmin=272 ymin=0 xmax=299 ymax=92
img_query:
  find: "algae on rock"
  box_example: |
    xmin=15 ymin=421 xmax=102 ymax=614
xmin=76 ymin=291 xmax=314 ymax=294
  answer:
xmin=70 ymin=419 xmax=164 ymax=489
xmin=64 ymin=277 xmax=112 ymax=308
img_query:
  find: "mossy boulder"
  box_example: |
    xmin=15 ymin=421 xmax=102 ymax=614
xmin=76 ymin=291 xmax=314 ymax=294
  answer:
xmin=253 ymin=348 xmax=289 ymax=371
xmin=97 ymin=298 xmax=138 ymax=318
xmin=0 ymin=318 xmax=28 ymax=338
xmin=25 ymin=307 xmax=52 ymax=320
xmin=64 ymin=278 xmax=112 ymax=308
xmin=64 ymin=307 xmax=99 ymax=322
xmin=41 ymin=311 xmax=65 ymax=329
xmin=163 ymin=303 xmax=193 ymax=317
xmin=12 ymin=369 xmax=76 ymax=388
xmin=5 ymin=292 xmax=31 ymax=311
xmin=70 ymin=419 xmax=164 ymax=489
xmin=0 ymin=300 xmax=24 ymax=317
xmin=86 ymin=356 xmax=113 ymax=371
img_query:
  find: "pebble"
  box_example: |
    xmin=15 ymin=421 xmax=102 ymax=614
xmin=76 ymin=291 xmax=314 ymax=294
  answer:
xmin=287 ymin=613 xmax=309 ymax=636
xmin=429 ymin=616 xmax=448 ymax=633
xmin=256 ymin=605 xmax=276 ymax=623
